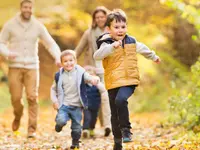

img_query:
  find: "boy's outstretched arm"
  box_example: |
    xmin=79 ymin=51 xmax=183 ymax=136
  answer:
xmin=136 ymin=41 xmax=160 ymax=62
xmin=50 ymin=83 xmax=59 ymax=110
xmin=93 ymin=42 xmax=116 ymax=60
xmin=84 ymin=72 xmax=100 ymax=86
xmin=96 ymin=82 xmax=109 ymax=102
xmin=96 ymin=82 xmax=107 ymax=95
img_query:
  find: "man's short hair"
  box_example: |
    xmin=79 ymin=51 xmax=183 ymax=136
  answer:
xmin=20 ymin=0 xmax=34 ymax=6
xmin=105 ymin=9 xmax=127 ymax=27
xmin=60 ymin=50 xmax=76 ymax=62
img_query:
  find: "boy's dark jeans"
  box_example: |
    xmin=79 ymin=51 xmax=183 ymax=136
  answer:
xmin=83 ymin=109 xmax=98 ymax=130
xmin=108 ymin=85 xmax=136 ymax=139
xmin=55 ymin=105 xmax=82 ymax=141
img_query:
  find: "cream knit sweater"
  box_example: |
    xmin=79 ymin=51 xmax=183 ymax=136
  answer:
xmin=0 ymin=13 xmax=61 ymax=69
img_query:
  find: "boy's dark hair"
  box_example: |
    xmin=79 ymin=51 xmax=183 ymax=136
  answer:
xmin=105 ymin=9 xmax=127 ymax=27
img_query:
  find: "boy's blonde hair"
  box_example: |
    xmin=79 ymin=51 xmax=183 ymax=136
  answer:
xmin=60 ymin=50 xmax=76 ymax=62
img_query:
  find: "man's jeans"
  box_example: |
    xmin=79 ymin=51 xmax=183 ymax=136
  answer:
xmin=108 ymin=85 xmax=136 ymax=138
xmin=83 ymin=109 xmax=98 ymax=130
xmin=55 ymin=105 xmax=82 ymax=140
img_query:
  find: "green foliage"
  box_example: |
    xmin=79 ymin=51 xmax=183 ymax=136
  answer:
xmin=0 ymin=83 xmax=11 ymax=113
xmin=162 ymin=0 xmax=200 ymax=38
xmin=160 ymin=0 xmax=200 ymax=66
xmin=168 ymin=58 xmax=200 ymax=129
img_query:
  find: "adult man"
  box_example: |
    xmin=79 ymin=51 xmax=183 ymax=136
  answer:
xmin=0 ymin=0 xmax=61 ymax=138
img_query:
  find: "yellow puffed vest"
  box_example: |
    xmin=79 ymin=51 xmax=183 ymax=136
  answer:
xmin=98 ymin=34 xmax=140 ymax=90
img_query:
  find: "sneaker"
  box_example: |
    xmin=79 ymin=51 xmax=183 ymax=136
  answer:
xmin=89 ymin=129 xmax=95 ymax=137
xmin=82 ymin=129 xmax=89 ymax=138
xmin=55 ymin=124 xmax=63 ymax=132
xmin=12 ymin=119 xmax=20 ymax=131
xmin=70 ymin=140 xmax=80 ymax=150
xmin=13 ymin=130 xmax=21 ymax=136
xmin=122 ymin=128 xmax=132 ymax=143
xmin=104 ymin=127 xmax=111 ymax=137
xmin=27 ymin=132 xmax=36 ymax=138
xmin=70 ymin=145 xmax=79 ymax=150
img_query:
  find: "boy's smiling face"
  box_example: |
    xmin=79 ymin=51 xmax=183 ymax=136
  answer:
xmin=61 ymin=54 xmax=76 ymax=71
xmin=107 ymin=19 xmax=127 ymax=41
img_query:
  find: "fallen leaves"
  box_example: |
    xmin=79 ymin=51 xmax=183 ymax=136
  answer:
xmin=0 ymin=108 xmax=199 ymax=149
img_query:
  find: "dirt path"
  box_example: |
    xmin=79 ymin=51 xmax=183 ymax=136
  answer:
xmin=0 ymin=107 xmax=199 ymax=150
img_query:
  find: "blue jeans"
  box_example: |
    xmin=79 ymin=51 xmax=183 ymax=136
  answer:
xmin=83 ymin=109 xmax=98 ymax=130
xmin=108 ymin=85 xmax=136 ymax=139
xmin=55 ymin=105 xmax=82 ymax=140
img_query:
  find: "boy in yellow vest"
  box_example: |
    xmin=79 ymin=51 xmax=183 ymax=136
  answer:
xmin=94 ymin=9 xmax=161 ymax=150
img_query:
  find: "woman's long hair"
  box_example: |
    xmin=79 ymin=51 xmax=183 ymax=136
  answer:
xmin=91 ymin=6 xmax=109 ymax=29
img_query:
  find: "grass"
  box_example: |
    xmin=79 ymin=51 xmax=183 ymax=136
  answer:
xmin=0 ymin=83 xmax=11 ymax=113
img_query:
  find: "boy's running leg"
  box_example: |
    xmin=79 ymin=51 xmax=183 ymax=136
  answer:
xmin=108 ymin=88 xmax=123 ymax=150
xmin=115 ymin=85 xmax=136 ymax=143
xmin=55 ymin=105 xmax=70 ymax=132
xmin=70 ymin=107 xmax=82 ymax=149
xmin=89 ymin=109 xmax=98 ymax=137
xmin=89 ymin=109 xmax=98 ymax=130
xmin=82 ymin=109 xmax=91 ymax=138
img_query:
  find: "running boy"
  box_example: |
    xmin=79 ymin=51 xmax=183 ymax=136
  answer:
xmin=93 ymin=9 xmax=161 ymax=150
xmin=51 ymin=50 xmax=99 ymax=149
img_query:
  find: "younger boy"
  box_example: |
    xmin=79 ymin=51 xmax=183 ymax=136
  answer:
xmin=94 ymin=9 xmax=161 ymax=150
xmin=50 ymin=50 xmax=99 ymax=149
xmin=82 ymin=65 xmax=111 ymax=138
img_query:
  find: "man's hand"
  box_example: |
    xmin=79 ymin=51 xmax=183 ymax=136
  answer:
xmin=113 ymin=40 xmax=122 ymax=49
xmin=55 ymin=59 xmax=62 ymax=68
xmin=8 ymin=52 xmax=18 ymax=60
xmin=53 ymin=103 xmax=59 ymax=110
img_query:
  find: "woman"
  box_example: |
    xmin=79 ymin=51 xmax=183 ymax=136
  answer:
xmin=75 ymin=6 xmax=111 ymax=137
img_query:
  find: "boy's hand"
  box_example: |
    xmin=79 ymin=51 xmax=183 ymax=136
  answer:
xmin=53 ymin=103 xmax=59 ymax=110
xmin=154 ymin=57 xmax=161 ymax=64
xmin=91 ymin=76 xmax=100 ymax=86
xmin=113 ymin=40 xmax=122 ymax=49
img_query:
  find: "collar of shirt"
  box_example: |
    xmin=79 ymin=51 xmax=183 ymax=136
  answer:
xmin=63 ymin=67 xmax=76 ymax=74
